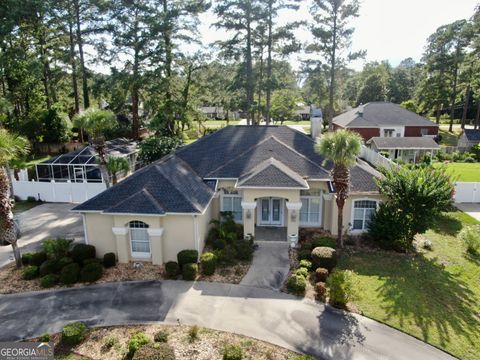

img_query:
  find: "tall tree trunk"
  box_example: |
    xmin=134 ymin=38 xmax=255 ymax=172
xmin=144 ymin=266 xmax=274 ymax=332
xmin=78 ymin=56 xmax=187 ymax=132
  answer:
xmin=131 ymin=14 xmax=140 ymax=140
xmin=475 ymin=101 xmax=480 ymax=130
xmin=461 ymin=86 xmax=470 ymax=129
xmin=257 ymin=47 xmax=264 ymax=124
xmin=435 ymin=102 xmax=441 ymax=124
xmin=245 ymin=6 xmax=254 ymax=125
xmin=327 ymin=5 xmax=338 ymax=132
xmin=0 ymin=166 xmax=22 ymax=268
xmin=94 ymin=142 xmax=110 ymax=189
xmin=74 ymin=0 xmax=89 ymax=109
xmin=333 ymin=164 xmax=349 ymax=248
xmin=265 ymin=1 xmax=273 ymax=125
xmin=68 ymin=12 xmax=80 ymax=114
xmin=162 ymin=0 xmax=175 ymax=135
xmin=39 ymin=40 xmax=51 ymax=109
xmin=448 ymin=47 xmax=460 ymax=132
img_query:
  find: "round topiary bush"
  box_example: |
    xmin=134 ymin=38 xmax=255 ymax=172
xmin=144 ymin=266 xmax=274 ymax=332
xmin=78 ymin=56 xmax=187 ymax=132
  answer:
xmin=128 ymin=332 xmax=151 ymax=357
xmin=62 ymin=321 xmax=88 ymax=346
xmin=312 ymin=235 xmax=336 ymax=249
xmin=22 ymin=265 xmax=39 ymax=280
xmin=103 ymin=252 xmax=116 ymax=268
xmin=315 ymin=281 xmax=327 ymax=301
xmin=299 ymin=259 xmax=312 ymax=271
xmin=71 ymin=244 xmax=96 ymax=264
xmin=177 ymin=250 xmax=198 ymax=267
xmin=39 ymin=259 xmax=58 ymax=276
xmin=40 ymin=274 xmax=59 ymax=288
xmin=57 ymin=256 xmax=73 ymax=270
xmin=165 ymin=261 xmax=180 ymax=279
xmin=300 ymin=242 xmax=313 ymax=251
xmin=233 ymin=240 xmax=253 ymax=261
xmin=315 ymin=267 xmax=329 ymax=282
xmin=222 ymin=344 xmax=243 ymax=360
xmin=311 ymin=247 xmax=337 ymax=271
xmin=80 ymin=262 xmax=103 ymax=282
xmin=21 ymin=252 xmax=34 ymax=266
xmin=182 ymin=263 xmax=198 ymax=281
xmin=297 ymin=249 xmax=312 ymax=261
xmin=60 ymin=263 xmax=80 ymax=285
xmin=200 ymin=252 xmax=217 ymax=276
xmin=133 ymin=343 xmax=175 ymax=360
xmin=29 ymin=252 xmax=47 ymax=267
xmin=212 ymin=238 xmax=227 ymax=250
xmin=286 ymin=274 xmax=306 ymax=295
xmin=295 ymin=267 xmax=309 ymax=278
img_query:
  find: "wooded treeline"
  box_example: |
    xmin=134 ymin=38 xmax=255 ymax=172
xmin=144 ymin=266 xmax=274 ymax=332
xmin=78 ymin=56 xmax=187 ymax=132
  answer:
xmin=0 ymin=0 xmax=479 ymax=146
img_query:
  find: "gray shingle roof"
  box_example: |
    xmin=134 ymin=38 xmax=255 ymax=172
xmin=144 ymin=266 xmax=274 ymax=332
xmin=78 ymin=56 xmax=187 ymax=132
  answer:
xmin=73 ymin=155 xmax=214 ymax=214
xmin=464 ymin=129 xmax=480 ymax=141
xmin=333 ymin=102 xmax=438 ymax=128
xmin=237 ymin=158 xmax=309 ymax=188
xmin=369 ymin=136 xmax=440 ymax=149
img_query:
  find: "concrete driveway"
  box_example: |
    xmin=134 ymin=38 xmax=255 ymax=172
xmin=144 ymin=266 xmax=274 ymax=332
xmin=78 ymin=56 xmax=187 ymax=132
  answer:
xmin=455 ymin=203 xmax=480 ymax=221
xmin=0 ymin=203 xmax=83 ymax=267
xmin=0 ymin=281 xmax=454 ymax=360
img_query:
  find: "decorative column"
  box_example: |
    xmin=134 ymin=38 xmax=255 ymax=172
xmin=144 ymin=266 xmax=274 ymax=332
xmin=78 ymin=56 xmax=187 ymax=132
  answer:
xmin=286 ymin=202 xmax=302 ymax=240
xmin=147 ymin=228 xmax=164 ymax=265
xmin=241 ymin=201 xmax=257 ymax=238
xmin=112 ymin=227 xmax=129 ymax=263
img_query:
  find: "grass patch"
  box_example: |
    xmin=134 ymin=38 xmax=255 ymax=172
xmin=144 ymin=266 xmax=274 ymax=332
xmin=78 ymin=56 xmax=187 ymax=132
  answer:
xmin=339 ymin=211 xmax=480 ymax=360
xmin=433 ymin=162 xmax=480 ymax=182
xmin=203 ymin=120 xmax=240 ymax=127
xmin=12 ymin=200 xmax=40 ymax=214
xmin=438 ymin=128 xmax=459 ymax=146
xmin=276 ymin=121 xmax=311 ymax=125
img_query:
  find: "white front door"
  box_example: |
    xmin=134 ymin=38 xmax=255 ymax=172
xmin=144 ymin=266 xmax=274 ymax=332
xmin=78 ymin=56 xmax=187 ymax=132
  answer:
xmin=258 ymin=198 xmax=283 ymax=226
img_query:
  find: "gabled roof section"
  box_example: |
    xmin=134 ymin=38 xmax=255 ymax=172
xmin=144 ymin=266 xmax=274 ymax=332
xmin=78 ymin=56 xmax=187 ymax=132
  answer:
xmin=333 ymin=102 xmax=438 ymax=128
xmin=368 ymin=136 xmax=440 ymax=150
xmin=73 ymin=155 xmax=214 ymax=215
xmin=237 ymin=158 xmax=309 ymax=189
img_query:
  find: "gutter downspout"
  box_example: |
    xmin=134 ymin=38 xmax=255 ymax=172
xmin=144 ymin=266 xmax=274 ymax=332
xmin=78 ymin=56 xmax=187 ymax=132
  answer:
xmin=82 ymin=213 xmax=89 ymax=245
xmin=193 ymin=215 xmax=199 ymax=252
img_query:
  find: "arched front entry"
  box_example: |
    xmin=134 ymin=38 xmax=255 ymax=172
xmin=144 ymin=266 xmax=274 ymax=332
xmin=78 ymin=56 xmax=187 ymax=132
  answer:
xmin=257 ymin=197 xmax=284 ymax=226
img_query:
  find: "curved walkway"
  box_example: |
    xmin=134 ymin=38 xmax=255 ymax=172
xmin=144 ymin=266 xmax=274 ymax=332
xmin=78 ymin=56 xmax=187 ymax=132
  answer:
xmin=0 ymin=281 xmax=453 ymax=360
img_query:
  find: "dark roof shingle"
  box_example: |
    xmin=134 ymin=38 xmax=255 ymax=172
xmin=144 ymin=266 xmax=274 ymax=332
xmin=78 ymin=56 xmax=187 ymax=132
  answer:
xmin=369 ymin=136 xmax=440 ymax=149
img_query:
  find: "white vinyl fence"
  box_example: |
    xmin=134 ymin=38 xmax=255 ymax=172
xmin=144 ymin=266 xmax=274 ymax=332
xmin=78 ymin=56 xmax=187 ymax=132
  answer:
xmin=454 ymin=182 xmax=480 ymax=203
xmin=11 ymin=169 xmax=106 ymax=203
xmin=360 ymin=145 xmax=397 ymax=169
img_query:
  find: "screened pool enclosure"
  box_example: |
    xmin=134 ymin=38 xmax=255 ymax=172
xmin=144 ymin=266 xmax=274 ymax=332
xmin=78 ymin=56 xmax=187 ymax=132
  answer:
xmin=35 ymin=138 xmax=138 ymax=183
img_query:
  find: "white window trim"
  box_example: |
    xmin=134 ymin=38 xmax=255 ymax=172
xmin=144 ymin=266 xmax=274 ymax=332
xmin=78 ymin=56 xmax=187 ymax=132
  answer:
xmin=220 ymin=191 xmax=243 ymax=224
xmin=350 ymin=198 xmax=379 ymax=234
xmin=299 ymin=193 xmax=323 ymax=227
xmin=129 ymin=222 xmax=151 ymax=259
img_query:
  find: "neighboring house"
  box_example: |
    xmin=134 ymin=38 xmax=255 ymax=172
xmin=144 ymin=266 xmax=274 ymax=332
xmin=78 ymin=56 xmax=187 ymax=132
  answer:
xmin=73 ymin=126 xmax=381 ymax=265
xmin=458 ymin=129 xmax=480 ymax=151
xmin=200 ymin=106 xmax=224 ymax=119
xmin=333 ymin=102 xmax=439 ymax=162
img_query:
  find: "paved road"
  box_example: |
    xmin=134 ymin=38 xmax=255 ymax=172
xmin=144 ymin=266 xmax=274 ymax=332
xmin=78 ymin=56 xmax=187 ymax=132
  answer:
xmin=455 ymin=203 xmax=480 ymax=221
xmin=0 ymin=203 xmax=83 ymax=267
xmin=240 ymin=241 xmax=290 ymax=290
xmin=0 ymin=281 xmax=454 ymax=360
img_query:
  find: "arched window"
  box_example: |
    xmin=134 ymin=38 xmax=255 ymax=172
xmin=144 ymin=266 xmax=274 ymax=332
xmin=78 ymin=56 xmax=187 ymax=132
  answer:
xmin=352 ymin=200 xmax=377 ymax=231
xmin=129 ymin=221 xmax=150 ymax=257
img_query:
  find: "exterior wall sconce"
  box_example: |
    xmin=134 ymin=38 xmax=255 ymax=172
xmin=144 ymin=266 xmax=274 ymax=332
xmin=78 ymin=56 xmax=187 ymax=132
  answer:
xmin=246 ymin=209 xmax=252 ymax=219
xmin=290 ymin=210 xmax=297 ymax=222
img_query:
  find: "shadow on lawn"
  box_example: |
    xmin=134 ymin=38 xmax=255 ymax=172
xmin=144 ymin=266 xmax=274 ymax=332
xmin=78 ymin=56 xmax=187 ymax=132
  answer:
xmin=430 ymin=213 xmax=463 ymax=236
xmin=351 ymin=252 xmax=477 ymax=348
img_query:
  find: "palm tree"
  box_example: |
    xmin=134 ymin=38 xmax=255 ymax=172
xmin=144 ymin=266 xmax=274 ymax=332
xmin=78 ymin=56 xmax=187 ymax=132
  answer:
xmin=106 ymin=156 xmax=130 ymax=185
xmin=315 ymin=129 xmax=362 ymax=248
xmin=76 ymin=109 xmax=116 ymax=188
xmin=0 ymin=129 xmax=29 ymax=268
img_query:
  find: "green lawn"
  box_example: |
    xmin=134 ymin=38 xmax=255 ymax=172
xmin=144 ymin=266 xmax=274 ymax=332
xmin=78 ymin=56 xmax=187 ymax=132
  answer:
xmin=434 ymin=162 xmax=480 ymax=182
xmin=12 ymin=200 xmax=40 ymax=214
xmin=203 ymin=120 xmax=241 ymax=128
xmin=438 ymin=128 xmax=459 ymax=146
xmin=279 ymin=121 xmax=311 ymax=125
xmin=339 ymin=211 xmax=480 ymax=360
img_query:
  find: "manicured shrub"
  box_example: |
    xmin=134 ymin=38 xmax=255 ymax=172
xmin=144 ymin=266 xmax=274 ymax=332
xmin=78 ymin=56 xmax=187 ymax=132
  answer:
xmin=29 ymin=252 xmax=47 ymax=267
xmin=62 ymin=322 xmax=88 ymax=346
xmin=39 ymin=259 xmax=58 ymax=276
xmin=43 ymin=238 xmax=72 ymax=260
xmin=286 ymin=274 xmax=306 ymax=295
xmin=315 ymin=282 xmax=327 ymax=301
xmin=312 ymin=236 xmax=336 ymax=249
xmin=177 ymin=250 xmax=198 ymax=267
xmin=326 ymin=269 xmax=357 ymax=308
xmin=71 ymin=244 xmax=96 ymax=264
xmin=60 ymin=263 xmax=80 ymax=285
xmin=23 ymin=265 xmax=39 ymax=280
xmin=153 ymin=330 xmax=169 ymax=343
xmin=222 ymin=344 xmax=243 ymax=360
xmin=40 ymin=274 xmax=59 ymax=288
xmin=188 ymin=325 xmax=199 ymax=342
xmin=57 ymin=256 xmax=73 ymax=270
xmin=200 ymin=252 xmax=217 ymax=275
xmin=21 ymin=252 xmax=34 ymax=266
xmin=165 ymin=261 xmax=180 ymax=278
xmin=459 ymin=225 xmax=480 ymax=254
xmin=295 ymin=267 xmax=309 ymax=278
xmin=300 ymin=242 xmax=313 ymax=251
xmin=215 ymin=245 xmax=238 ymax=265
xmin=311 ymin=247 xmax=337 ymax=271
xmin=182 ymin=263 xmax=198 ymax=281
xmin=292 ymin=355 xmax=316 ymax=360
xmin=133 ymin=343 xmax=175 ymax=360
xmin=102 ymin=335 xmax=118 ymax=350
xmin=102 ymin=252 xmax=116 ymax=268
xmin=297 ymin=249 xmax=311 ymax=261
xmin=80 ymin=262 xmax=103 ymax=282
xmin=83 ymin=258 xmax=101 ymax=266
xmin=212 ymin=238 xmax=227 ymax=250
xmin=39 ymin=333 xmax=51 ymax=342
xmin=299 ymin=259 xmax=312 ymax=271
xmin=128 ymin=332 xmax=151 ymax=357
xmin=315 ymin=267 xmax=329 ymax=282
xmin=233 ymin=240 xmax=254 ymax=261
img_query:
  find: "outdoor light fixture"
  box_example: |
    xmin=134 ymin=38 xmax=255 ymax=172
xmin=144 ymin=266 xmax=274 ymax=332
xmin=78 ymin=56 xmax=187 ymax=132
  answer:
xmin=291 ymin=210 xmax=297 ymax=222
xmin=246 ymin=209 xmax=252 ymax=219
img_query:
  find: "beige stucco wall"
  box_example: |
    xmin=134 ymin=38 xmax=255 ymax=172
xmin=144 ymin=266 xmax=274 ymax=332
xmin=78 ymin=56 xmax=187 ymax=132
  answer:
xmin=84 ymin=213 xmax=115 ymax=257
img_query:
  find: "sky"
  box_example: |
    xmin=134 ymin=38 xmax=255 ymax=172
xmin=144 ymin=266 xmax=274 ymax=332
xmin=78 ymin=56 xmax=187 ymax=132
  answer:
xmin=196 ymin=0 xmax=478 ymax=71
